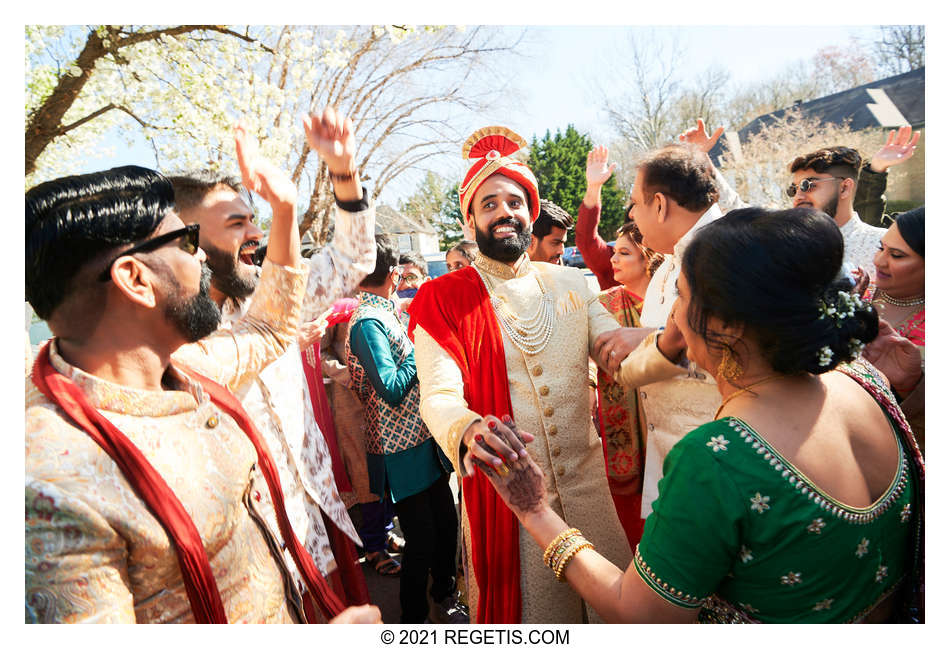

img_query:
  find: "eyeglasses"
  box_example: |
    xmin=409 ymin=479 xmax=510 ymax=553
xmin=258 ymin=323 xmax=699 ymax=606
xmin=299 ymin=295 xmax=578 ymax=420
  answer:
xmin=99 ymin=224 xmax=201 ymax=281
xmin=401 ymin=273 xmax=422 ymax=282
xmin=785 ymin=177 xmax=844 ymax=198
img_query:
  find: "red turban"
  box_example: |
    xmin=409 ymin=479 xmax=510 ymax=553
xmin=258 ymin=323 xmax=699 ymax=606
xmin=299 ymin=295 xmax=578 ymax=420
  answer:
xmin=459 ymin=126 xmax=540 ymax=222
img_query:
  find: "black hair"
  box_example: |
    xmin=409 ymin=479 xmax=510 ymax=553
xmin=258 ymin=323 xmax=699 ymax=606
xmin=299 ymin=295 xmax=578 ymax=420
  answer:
xmin=637 ymin=144 xmax=719 ymax=212
xmin=26 ymin=166 xmax=174 ymax=320
xmin=167 ymin=169 xmax=249 ymax=215
xmin=681 ymin=207 xmax=878 ymax=376
xmin=398 ymin=251 xmax=429 ymax=278
xmin=788 ymin=146 xmax=862 ymax=181
xmin=895 ymin=206 xmax=924 ymax=258
xmin=534 ymin=199 xmax=574 ymax=241
xmin=362 ymin=234 xmax=400 ymax=287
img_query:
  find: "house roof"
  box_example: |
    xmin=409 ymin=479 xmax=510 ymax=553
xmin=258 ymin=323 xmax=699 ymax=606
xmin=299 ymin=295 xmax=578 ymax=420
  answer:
xmin=374 ymin=204 xmax=438 ymax=236
xmin=709 ymin=67 xmax=925 ymax=164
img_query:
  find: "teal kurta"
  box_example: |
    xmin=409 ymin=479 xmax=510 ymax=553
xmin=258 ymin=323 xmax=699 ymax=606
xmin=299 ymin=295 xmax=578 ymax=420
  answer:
xmin=635 ymin=377 xmax=918 ymax=623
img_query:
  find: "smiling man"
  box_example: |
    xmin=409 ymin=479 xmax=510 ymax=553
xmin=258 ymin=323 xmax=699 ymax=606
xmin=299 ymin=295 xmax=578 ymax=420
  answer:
xmin=408 ymin=127 xmax=630 ymax=624
xmin=168 ymin=108 xmax=377 ymax=618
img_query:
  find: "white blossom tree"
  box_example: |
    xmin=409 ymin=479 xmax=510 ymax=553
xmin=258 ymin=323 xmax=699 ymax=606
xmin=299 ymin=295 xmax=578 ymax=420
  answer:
xmin=26 ymin=25 xmax=524 ymax=243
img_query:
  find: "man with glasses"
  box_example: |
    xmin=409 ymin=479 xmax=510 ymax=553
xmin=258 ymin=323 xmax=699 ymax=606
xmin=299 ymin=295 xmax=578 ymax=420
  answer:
xmin=679 ymin=119 xmax=920 ymax=276
xmin=396 ymin=251 xmax=429 ymax=299
xmin=25 ymin=148 xmax=379 ymax=622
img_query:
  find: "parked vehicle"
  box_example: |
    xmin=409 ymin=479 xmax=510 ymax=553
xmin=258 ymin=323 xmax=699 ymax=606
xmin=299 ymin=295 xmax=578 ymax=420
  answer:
xmin=563 ymin=246 xmax=585 ymax=268
xmin=423 ymin=251 xmax=448 ymax=279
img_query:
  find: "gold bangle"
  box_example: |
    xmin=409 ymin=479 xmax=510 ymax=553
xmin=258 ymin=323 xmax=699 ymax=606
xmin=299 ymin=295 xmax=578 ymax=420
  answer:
xmin=543 ymin=528 xmax=581 ymax=568
xmin=546 ymin=531 xmax=585 ymax=571
xmin=554 ymin=541 xmax=593 ymax=581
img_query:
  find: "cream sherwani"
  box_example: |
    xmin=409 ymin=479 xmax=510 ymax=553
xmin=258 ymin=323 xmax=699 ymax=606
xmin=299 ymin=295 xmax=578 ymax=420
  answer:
xmin=617 ymin=205 xmax=723 ymax=519
xmin=414 ymin=253 xmax=631 ymax=623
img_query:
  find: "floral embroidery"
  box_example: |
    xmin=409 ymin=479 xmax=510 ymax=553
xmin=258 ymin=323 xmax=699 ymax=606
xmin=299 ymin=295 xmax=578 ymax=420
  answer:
xmin=739 ymin=546 xmax=753 ymax=563
xmin=738 ymin=602 xmax=759 ymax=614
xmin=780 ymin=572 xmax=802 ymax=586
xmin=855 ymin=538 xmax=870 ymax=558
xmin=706 ymin=434 xmax=730 ymax=452
xmin=813 ymin=598 xmax=834 ymax=611
xmin=807 ymin=518 xmax=825 ymax=534
xmin=750 ymin=492 xmax=771 ymax=513
xmin=875 ymin=565 xmax=888 ymax=583
xmin=900 ymin=504 xmax=912 ymax=523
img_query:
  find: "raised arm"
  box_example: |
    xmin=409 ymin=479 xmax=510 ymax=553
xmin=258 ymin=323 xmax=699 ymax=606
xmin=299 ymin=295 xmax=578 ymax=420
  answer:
xmin=678 ymin=119 xmax=747 ymax=213
xmin=300 ymin=107 xmax=376 ymax=321
xmin=577 ymin=146 xmax=620 ymax=290
xmin=856 ymin=126 xmax=921 ymax=226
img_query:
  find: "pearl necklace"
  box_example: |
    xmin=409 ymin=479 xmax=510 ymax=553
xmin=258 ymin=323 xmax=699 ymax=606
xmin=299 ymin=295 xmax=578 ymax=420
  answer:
xmin=474 ymin=266 xmax=555 ymax=356
xmin=875 ymin=290 xmax=924 ymax=307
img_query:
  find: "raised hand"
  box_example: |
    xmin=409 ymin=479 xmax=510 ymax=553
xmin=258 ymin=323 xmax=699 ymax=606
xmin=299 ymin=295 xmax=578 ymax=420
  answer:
xmin=461 ymin=414 xmax=535 ymax=477
xmin=862 ymin=319 xmax=922 ymax=396
xmin=678 ymin=118 xmax=725 ymax=154
xmin=472 ymin=417 xmax=546 ymax=519
xmin=234 ymin=121 xmax=297 ymax=210
xmin=455 ymin=217 xmax=475 ymax=241
xmin=297 ymin=311 xmax=331 ymax=350
xmin=302 ymin=106 xmax=358 ymax=176
xmin=586 ymin=146 xmax=617 ymax=188
xmin=870 ymin=126 xmax=920 ymax=173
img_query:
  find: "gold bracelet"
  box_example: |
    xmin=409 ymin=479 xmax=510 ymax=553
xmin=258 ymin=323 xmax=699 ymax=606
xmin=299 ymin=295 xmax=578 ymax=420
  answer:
xmin=543 ymin=528 xmax=581 ymax=568
xmin=547 ymin=532 xmax=587 ymax=572
xmin=554 ymin=540 xmax=593 ymax=581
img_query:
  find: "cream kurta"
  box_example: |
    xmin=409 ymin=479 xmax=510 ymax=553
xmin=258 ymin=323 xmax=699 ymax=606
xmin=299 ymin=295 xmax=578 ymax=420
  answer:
xmin=414 ymin=253 xmax=632 ymax=623
xmin=26 ymin=261 xmax=307 ymax=623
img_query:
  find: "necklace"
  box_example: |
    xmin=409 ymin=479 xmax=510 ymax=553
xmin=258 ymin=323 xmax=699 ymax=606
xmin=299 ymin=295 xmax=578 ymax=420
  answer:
xmin=875 ymin=290 xmax=924 ymax=307
xmin=714 ymin=375 xmax=783 ymax=419
xmin=474 ymin=266 xmax=555 ymax=355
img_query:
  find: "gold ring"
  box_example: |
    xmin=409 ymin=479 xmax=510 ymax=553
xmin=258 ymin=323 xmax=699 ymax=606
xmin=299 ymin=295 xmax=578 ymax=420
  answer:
xmin=494 ymin=463 xmax=511 ymax=477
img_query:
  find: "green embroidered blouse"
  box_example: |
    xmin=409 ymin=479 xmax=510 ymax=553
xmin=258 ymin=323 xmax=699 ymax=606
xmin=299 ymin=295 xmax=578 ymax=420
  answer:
xmin=635 ymin=412 xmax=917 ymax=623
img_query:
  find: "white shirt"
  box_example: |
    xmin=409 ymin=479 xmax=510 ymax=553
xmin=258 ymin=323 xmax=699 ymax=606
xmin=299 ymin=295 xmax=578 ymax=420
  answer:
xmin=839 ymin=211 xmax=885 ymax=276
xmin=640 ymin=203 xmax=723 ymax=327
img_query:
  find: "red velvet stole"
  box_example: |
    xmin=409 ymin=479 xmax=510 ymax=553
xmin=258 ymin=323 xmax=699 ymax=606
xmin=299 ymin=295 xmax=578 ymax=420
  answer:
xmin=408 ymin=266 xmax=521 ymax=623
xmin=31 ymin=342 xmax=345 ymax=623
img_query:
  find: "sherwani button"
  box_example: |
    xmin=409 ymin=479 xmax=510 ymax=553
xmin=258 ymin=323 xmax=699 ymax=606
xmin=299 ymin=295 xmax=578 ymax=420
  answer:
xmin=548 ymin=425 xmax=558 ymax=435
xmin=539 ymin=386 xmax=550 ymax=396
xmin=532 ymin=366 xmax=543 ymax=376
xmin=556 ymin=466 xmax=565 ymax=477
xmin=552 ymin=446 xmax=561 ymax=457
xmin=544 ymin=407 xmax=554 ymax=417
xmin=206 ymin=414 xmax=219 ymax=428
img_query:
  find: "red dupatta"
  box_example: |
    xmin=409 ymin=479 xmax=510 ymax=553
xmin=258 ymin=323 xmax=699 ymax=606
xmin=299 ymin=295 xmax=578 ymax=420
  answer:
xmin=408 ymin=266 xmax=522 ymax=623
xmin=31 ymin=342 xmax=345 ymax=623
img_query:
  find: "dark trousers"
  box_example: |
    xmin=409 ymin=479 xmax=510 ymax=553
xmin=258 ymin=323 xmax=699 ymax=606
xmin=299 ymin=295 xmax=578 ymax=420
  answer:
xmin=359 ymin=497 xmax=395 ymax=553
xmin=393 ymin=473 xmax=458 ymax=623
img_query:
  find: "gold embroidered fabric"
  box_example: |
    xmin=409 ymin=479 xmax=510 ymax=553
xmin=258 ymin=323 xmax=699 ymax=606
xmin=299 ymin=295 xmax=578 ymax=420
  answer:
xmin=415 ymin=254 xmax=632 ymax=623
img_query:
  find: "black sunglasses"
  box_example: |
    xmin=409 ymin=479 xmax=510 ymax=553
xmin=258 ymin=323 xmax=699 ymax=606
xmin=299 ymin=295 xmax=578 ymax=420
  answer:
xmin=98 ymin=224 xmax=201 ymax=281
xmin=785 ymin=176 xmax=843 ymax=198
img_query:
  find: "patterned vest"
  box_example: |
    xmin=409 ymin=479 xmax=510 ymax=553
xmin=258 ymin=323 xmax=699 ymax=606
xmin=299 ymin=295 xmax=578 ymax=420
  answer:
xmin=345 ymin=292 xmax=432 ymax=455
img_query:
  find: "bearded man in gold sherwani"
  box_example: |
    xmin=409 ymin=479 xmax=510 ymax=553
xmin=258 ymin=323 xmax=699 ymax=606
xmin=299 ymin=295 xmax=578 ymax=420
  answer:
xmin=408 ymin=127 xmax=631 ymax=623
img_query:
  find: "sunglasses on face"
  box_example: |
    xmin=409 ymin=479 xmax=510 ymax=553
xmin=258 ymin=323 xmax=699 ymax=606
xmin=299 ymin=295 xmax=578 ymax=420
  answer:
xmin=785 ymin=177 xmax=843 ymax=198
xmin=99 ymin=224 xmax=201 ymax=281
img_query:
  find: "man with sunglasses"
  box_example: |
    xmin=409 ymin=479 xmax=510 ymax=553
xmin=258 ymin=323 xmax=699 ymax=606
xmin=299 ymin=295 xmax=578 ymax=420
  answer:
xmin=25 ymin=113 xmax=382 ymax=623
xmin=170 ymin=108 xmax=377 ymax=618
xmin=679 ymin=119 xmax=920 ymax=277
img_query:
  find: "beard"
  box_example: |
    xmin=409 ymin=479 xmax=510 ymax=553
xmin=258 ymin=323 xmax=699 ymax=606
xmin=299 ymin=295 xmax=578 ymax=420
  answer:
xmin=820 ymin=195 xmax=838 ymax=220
xmin=475 ymin=218 xmax=532 ymax=264
xmin=203 ymin=240 xmax=259 ymax=300
xmin=165 ymin=264 xmax=222 ymax=343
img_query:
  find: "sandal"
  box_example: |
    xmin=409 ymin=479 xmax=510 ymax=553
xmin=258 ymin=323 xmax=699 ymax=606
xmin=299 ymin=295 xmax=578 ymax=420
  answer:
xmin=386 ymin=531 xmax=406 ymax=555
xmin=365 ymin=550 xmax=401 ymax=576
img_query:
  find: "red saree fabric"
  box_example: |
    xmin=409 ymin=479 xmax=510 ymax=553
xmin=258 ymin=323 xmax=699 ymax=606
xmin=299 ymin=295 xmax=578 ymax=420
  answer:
xmin=407 ymin=266 xmax=522 ymax=623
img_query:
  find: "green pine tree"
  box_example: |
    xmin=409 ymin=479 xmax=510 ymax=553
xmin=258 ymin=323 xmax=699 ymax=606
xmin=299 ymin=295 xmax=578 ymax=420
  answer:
xmin=527 ymin=125 xmax=628 ymax=244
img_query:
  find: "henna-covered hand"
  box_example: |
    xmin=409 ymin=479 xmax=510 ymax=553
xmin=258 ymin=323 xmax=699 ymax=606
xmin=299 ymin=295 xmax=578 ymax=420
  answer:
xmin=473 ymin=416 xmax=547 ymax=518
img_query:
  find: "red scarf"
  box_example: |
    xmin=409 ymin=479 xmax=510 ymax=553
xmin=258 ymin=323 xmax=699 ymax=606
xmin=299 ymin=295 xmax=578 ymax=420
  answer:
xmin=408 ymin=266 xmax=521 ymax=623
xmin=31 ymin=342 xmax=345 ymax=623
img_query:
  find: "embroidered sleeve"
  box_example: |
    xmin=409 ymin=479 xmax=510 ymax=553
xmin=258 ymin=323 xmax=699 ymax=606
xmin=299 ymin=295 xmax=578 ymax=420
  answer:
xmin=26 ymin=476 xmax=135 ymax=623
xmin=713 ymin=167 xmax=749 ymax=213
xmin=413 ymin=326 xmax=481 ymax=476
xmin=301 ymin=202 xmax=376 ymax=322
xmin=616 ymin=331 xmax=687 ymax=388
xmin=636 ymin=423 xmax=746 ymax=608
xmin=172 ymin=259 xmax=307 ymax=395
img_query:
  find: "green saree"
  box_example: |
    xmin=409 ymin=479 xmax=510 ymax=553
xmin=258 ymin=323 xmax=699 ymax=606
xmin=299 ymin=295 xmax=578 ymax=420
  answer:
xmin=634 ymin=359 xmax=924 ymax=623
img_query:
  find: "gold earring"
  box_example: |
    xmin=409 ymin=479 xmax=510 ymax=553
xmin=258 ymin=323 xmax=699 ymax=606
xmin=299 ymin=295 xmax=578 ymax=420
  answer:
xmin=717 ymin=347 xmax=743 ymax=382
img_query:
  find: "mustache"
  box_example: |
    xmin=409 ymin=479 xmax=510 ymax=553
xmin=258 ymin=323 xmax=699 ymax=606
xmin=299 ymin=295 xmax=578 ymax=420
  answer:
xmin=239 ymin=240 xmax=259 ymax=254
xmin=491 ymin=217 xmax=523 ymax=232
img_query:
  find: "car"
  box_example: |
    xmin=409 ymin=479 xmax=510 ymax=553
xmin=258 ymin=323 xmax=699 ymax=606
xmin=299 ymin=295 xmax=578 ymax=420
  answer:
xmin=423 ymin=250 xmax=448 ymax=279
xmin=562 ymin=246 xmax=585 ymax=268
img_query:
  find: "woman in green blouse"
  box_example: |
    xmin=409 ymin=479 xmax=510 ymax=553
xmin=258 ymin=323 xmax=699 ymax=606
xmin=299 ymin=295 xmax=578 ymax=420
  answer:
xmin=475 ymin=207 xmax=924 ymax=623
